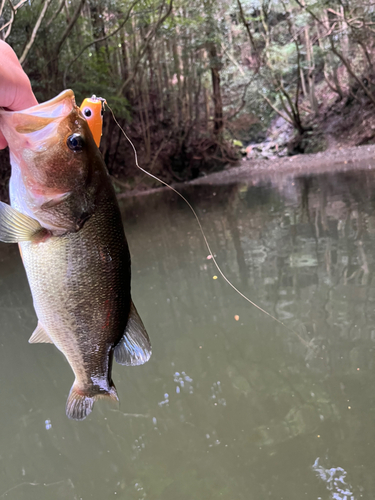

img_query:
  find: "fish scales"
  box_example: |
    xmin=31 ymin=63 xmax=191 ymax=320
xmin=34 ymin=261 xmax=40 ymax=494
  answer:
xmin=21 ymin=191 xmax=131 ymax=386
xmin=0 ymin=90 xmax=151 ymax=420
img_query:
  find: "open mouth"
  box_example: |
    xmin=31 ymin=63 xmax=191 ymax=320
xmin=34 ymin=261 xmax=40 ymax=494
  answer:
xmin=0 ymin=89 xmax=78 ymax=151
xmin=13 ymin=89 xmax=76 ymax=119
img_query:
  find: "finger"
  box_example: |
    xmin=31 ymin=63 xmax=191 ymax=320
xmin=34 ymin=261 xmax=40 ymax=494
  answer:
xmin=11 ymin=77 xmax=38 ymax=111
xmin=0 ymin=132 xmax=8 ymax=150
xmin=0 ymin=41 xmax=38 ymax=111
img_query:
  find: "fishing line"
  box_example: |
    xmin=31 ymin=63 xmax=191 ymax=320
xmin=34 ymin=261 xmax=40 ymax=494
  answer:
xmin=105 ymin=101 xmax=310 ymax=347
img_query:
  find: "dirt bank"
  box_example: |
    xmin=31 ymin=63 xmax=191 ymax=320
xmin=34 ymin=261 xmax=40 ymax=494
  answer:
xmin=189 ymin=143 xmax=375 ymax=186
xmin=117 ymin=143 xmax=375 ymax=198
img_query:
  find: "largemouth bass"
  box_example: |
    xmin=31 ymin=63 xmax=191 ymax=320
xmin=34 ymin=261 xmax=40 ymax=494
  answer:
xmin=0 ymin=90 xmax=151 ymax=420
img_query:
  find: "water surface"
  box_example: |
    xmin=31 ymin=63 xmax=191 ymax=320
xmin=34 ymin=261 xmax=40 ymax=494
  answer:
xmin=1 ymin=167 xmax=375 ymax=499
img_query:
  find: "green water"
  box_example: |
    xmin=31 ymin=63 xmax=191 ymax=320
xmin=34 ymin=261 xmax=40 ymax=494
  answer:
xmin=1 ymin=168 xmax=375 ymax=499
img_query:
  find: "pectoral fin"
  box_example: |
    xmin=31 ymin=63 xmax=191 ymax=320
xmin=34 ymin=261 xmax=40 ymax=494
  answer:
xmin=0 ymin=202 xmax=44 ymax=243
xmin=29 ymin=323 xmax=53 ymax=344
xmin=114 ymin=301 xmax=152 ymax=366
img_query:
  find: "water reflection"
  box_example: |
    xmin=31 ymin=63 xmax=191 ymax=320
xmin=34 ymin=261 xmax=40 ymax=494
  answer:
xmin=313 ymin=458 xmax=357 ymax=500
xmin=2 ymin=168 xmax=375 ymax=498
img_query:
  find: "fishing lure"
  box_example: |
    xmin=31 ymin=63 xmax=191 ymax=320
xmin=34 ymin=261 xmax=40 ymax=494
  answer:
xmin=80 ymin=95 xmax=106 ymax=147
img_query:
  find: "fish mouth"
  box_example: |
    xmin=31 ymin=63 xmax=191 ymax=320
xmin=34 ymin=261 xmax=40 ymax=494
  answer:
xmin=0 ymin=89 xmax=78 ymax=152
xmin=16 ymin=89 xmax=76 ymax=118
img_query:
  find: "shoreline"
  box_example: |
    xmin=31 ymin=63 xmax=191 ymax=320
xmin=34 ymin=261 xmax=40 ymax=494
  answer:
xmin=118 ymin=143 xmax=375 ymax=198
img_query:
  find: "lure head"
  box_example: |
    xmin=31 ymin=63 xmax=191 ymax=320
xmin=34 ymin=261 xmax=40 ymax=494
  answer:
xmin=0 ymin=89 xmax=106 ymax=232
xmin=80 ymin=95 xmax=105 ymax=148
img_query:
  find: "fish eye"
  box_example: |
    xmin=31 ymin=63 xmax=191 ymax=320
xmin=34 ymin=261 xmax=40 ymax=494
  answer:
xmin=67 ymin=133 xmax=84 ymax=152
xmin=83 ymin=108 xmax=92 ymax=118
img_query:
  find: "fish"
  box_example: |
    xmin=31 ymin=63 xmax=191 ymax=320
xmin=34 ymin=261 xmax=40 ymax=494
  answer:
xmin=79 ymin=95 xmax=104 ymax=147
xmin=0 ymin=89 xmax=152 ymax=420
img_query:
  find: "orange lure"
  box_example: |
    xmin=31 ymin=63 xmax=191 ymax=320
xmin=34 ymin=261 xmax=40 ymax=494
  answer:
xmin=79 ymin=95 xmax=105 ymax=147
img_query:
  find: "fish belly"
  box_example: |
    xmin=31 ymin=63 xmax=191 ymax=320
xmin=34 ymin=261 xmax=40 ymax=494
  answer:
xmin=20 ymin=199 xmax=131 ymax=387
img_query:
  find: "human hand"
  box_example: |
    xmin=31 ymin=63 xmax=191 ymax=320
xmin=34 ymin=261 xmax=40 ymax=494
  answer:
xmin=0 ymin=40 xmax=38 ymax=149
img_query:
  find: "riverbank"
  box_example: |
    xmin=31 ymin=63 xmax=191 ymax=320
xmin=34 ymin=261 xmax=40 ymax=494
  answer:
xmin=117 ymin=143 xmax=375 ymax=198
xmin=2 ymin=142 xmax=375 ymax=203
xmin=192 ymin=144 xmax=375 ymax=185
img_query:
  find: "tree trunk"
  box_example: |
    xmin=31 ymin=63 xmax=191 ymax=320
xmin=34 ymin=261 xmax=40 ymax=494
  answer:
xmin=207 ymin=41 xmax=223 ymax=138
xmin=304 ymin=25 xmax=318 ymax=115
xmin=300 ymin=67 xmax=307 ymax=97
xmin=90 ymin=0 xmax=108 ymax=56
xmin=169 ymin=36 xmax=182 ymax=126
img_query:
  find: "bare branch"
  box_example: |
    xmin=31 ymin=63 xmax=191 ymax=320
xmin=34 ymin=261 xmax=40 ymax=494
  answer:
xmin=19 ymin=0 xmax=53 ymax=65
xmin=55 ymin=0 xmax=85 ymax=56
xmin=330 ymin=42 xmax=375 ymax=105
xmin=0 ymin=18 xmax=13 ymax=38
xmin=227 ymin=77 xmax=255 ymax=121
xmin=294 ymin=0 xmax=323 ymax=26
xmin=117 ymin=0 xmax=173 ymax=96
xmin=222 ymin=43 xmax=245 ymax=75
xmin=63 ymin=0 xmax=140 ymax=87
xmin=327 ymin=8 xmax=341 ymax=16
xmin=237 ymin=0 xmax=260 ymax=72
xmin=0 ymin=0 xmax=7 ymax=18
xmin=13 ymin=0 xmax=27 ymax=8
xmin=0 ymin=0 xmax=27 ymax=39
xmin=7 ymin=0 xmax=15 ymax=13
xmin=46 ymin=0 xmax=65 ymax=28
xmin=260 ymin=93 xmax=294 ymax=125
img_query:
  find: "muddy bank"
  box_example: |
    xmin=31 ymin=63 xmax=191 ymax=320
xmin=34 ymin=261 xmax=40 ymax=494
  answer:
xmin=117 ymin=143 xmax=375 ymax=198
xmin=190 ymin=144 xmax=375 ymax=186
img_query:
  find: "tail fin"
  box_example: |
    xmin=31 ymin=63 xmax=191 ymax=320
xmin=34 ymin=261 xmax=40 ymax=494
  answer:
xmin=66 ymin=382 xmax=118 ymax=421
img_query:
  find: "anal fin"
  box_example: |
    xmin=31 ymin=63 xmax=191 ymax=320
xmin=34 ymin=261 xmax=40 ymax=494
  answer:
xmin=114 ymin=301 xmax=152 ymax=366
xmin=29 ymin=323 xmax=53 ymax=344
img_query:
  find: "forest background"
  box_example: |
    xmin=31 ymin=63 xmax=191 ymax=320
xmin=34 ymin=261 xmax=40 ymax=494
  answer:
xmin=1 ymin=0 xmax=375 ymax=191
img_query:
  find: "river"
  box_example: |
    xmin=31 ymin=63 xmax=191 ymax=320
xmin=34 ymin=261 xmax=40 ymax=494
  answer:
xmin=0 ymin=165 xmax=374 ymax=499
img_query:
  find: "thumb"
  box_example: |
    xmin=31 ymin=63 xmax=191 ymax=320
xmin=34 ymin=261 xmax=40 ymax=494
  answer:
xmin=0 ymin=133 xmax=7 ymax=150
